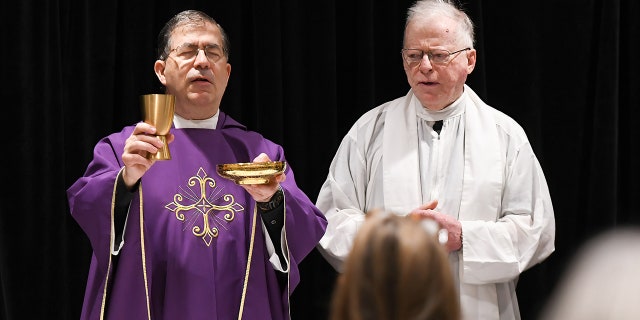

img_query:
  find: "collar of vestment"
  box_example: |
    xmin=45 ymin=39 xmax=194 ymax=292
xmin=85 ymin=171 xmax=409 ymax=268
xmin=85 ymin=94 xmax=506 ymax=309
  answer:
xmin=381 ymin=85 xmax=503 ymax=218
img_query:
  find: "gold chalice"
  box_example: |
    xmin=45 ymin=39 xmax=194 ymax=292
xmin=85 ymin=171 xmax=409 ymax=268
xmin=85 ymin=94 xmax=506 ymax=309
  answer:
xmin=141 ymin=94 xmax=175 ymax=160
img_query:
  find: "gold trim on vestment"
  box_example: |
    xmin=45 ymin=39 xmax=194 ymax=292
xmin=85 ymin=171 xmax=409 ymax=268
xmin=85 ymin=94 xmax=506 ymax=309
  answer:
xmin=139 ymin=184 xmax=151 ymax=320
xmin=99 ymin=170 xmax=120 ymax=320
xmin=99 ymin=168 xmax=152 ymax=320
xmin=237 ymin=205 xmax=258 ymax=320
xmin=100 ymin=167 xmax=259 ymax=320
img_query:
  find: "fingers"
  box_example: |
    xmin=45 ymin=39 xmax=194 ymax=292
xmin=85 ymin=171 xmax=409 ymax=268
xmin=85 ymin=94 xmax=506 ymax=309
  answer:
xmin=253 ymin=153 xmax=270 ymax=163
xmin=244 ymin=153 xmax=284 ymax=201
xmin=409 ymin=199 xmax=439 ymax=219
xmin=121 ymin=122 xmax=168 ymax=185
xmin=408 ymin=208 xmax=434 ymax=221
xmin=274 ymin=172 xmax=286 ymax=183
xmin=252 ymin=152 xmax=285 ymax=183
xmin=125 ymin=123 xmax=167 ymax=157
xmin=166 ymin=133 xmax=175 ymax=144
xmin=133 ymin=122 xmax=169 ymax=148
xmin=242 ymin=183 xmax=278 ymax=202
xmin=126 ymin=136 xmax=164 ymax=156
xmin=134 ymin=122 xmax=157 ymax=135
xmin=416 ymin=199 xmax=438 ymax=210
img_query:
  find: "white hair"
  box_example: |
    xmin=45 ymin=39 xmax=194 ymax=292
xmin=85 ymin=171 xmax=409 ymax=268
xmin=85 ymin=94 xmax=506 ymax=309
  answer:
xmin=405 ymin=0 xmax=475 ymax=48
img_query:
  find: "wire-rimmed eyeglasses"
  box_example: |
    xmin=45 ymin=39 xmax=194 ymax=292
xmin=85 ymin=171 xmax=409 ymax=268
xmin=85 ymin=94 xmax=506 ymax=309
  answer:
xmin=165 ymin=43 xmax=226 ymax=63
xmin=401 ymin=47 xmax=470 ymax=67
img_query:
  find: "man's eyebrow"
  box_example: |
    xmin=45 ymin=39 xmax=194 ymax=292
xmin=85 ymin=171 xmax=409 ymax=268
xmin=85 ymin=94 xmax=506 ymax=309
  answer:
xmin=175 ymin=42 xmax=221 ymax=48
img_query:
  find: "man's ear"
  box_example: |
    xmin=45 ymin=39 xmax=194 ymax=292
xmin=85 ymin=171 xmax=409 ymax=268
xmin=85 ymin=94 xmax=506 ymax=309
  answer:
xmin=154 ymin=60 xmax=167 ymax=85
xmin=466 ymin=49 xmax=477 ymax=74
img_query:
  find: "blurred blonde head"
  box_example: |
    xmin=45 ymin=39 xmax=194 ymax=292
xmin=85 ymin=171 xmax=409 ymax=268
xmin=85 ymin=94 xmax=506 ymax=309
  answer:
xmin=330 ymin=210 xmax=460 ymax=320
xmin=541 ymin=227 xmax=640 ymax=320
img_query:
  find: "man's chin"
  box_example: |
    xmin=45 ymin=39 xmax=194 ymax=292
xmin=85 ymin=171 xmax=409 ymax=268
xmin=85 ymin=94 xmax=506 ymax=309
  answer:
xmin=186 ymin=92 xmax=216 ymax=104
xmin=413 ymin=90 xmax=437 ymax=106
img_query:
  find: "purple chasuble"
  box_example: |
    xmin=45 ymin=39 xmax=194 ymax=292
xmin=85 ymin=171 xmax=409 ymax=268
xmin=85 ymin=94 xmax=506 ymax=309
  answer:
xmin=67 ymin=112 xmax=327 ymax=320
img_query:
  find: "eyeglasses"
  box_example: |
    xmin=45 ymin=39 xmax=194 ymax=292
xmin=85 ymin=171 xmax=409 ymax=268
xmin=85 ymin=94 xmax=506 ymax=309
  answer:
xmin=166 ymin=43 xmax=225 ymax=63
xmin=401 ymin=47 xmax=470 ymax=67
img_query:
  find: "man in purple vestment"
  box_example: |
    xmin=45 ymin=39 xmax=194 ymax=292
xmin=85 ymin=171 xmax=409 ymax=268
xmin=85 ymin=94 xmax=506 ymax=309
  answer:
xmin=67 ymin=10 xmax=327 ymax=320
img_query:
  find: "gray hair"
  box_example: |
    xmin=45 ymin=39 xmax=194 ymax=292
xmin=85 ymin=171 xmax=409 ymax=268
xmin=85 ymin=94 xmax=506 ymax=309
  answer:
xmin=156 ymin=10 xmax=230 ymax=61
xmin=404 ymin=0 xmax=475 ymax=49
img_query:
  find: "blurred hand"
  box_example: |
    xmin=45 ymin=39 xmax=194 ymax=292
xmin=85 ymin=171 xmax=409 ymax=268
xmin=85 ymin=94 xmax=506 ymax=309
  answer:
xmin=408 ymin=199 xmax=463 ymax=252
xmin=121 ymin=122 xmax=175 ymax=189
xmin=241 ymin=153 xmax=286 ymax=202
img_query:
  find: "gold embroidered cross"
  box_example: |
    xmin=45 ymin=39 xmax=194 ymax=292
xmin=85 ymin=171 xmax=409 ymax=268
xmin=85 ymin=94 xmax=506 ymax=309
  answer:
xmin=165 ymin=167 xmax=245 ymax=246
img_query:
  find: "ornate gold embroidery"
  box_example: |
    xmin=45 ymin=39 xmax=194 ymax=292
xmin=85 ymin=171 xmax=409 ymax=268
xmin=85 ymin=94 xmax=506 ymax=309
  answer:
xmin=165 ymin=167 xmax=245 ymax=246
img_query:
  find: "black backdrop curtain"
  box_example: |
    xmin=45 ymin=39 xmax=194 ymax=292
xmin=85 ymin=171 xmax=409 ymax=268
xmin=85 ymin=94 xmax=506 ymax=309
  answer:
xmin=2 ymin=0 xmax=639 ymax=319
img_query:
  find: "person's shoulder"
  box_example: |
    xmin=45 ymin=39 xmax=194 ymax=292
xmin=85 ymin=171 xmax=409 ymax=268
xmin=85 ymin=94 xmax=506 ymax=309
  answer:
xmin=217 ymin=111 xmax=247 ymax=131
xmin=466 ymin=87 xmax=529 ymax=139
xmin=489 ymin=106 xmax=529 ymax=139
xmin=353 ymin=93 xmax=408 ymax=126
xmin=217 ymin=111 xmax=283 ymax=148
xmin=476 ymin=105 xmax=531 ymax=146
xmin=99 ymin=124 xmax=136 ymax=142
xmin=481 ymin=104 xmax=518 ymax=124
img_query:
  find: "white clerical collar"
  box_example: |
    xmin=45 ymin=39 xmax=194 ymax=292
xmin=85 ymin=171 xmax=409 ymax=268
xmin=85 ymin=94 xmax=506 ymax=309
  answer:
xmin=173 ymin=111 xmax=219 ymax=129
xmin=415 ymin=90 xmax=467 ymax=122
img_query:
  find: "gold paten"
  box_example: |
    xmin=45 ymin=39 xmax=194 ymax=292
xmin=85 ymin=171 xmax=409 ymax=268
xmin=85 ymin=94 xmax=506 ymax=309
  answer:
xmin=216 ymin=161 xmax=286 ymax=185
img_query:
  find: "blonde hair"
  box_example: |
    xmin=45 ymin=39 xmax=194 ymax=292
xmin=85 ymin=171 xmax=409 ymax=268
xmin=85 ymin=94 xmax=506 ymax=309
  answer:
xmin=330 ymin=210 xmax=460 ymax=320
xmin=541 ymin=228 xmax=640 ymax=320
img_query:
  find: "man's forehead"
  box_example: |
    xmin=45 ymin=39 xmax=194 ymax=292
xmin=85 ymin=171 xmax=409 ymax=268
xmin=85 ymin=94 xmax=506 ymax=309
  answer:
xmin=170 ymin=24 xmax=222 ymax=44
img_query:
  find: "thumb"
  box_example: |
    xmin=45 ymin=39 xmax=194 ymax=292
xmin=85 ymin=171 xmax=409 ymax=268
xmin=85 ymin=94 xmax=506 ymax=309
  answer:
xmin=417 ymin=199 xmax=438 ymax=210
xmin=253 ymin=153 xmax=270 ymax=163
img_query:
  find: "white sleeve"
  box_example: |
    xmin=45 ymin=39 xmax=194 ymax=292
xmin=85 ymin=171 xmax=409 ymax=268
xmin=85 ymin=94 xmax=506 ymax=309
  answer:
xmin=315 ymin=134 xmax=369 ymax=272
xmin=461 ymin=142 xmax=556 ymax=284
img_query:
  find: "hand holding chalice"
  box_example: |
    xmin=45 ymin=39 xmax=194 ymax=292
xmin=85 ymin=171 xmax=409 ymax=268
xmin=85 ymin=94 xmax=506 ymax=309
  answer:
xmin=141 ymin=94 xmax=175 ymax=160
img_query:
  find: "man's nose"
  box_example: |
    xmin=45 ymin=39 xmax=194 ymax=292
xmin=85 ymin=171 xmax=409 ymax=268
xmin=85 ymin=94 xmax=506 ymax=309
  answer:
xmin=419 ymin=54 xmax=433 ymax=70
xmin=193 ymin=49 xmax=210 ymax=67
